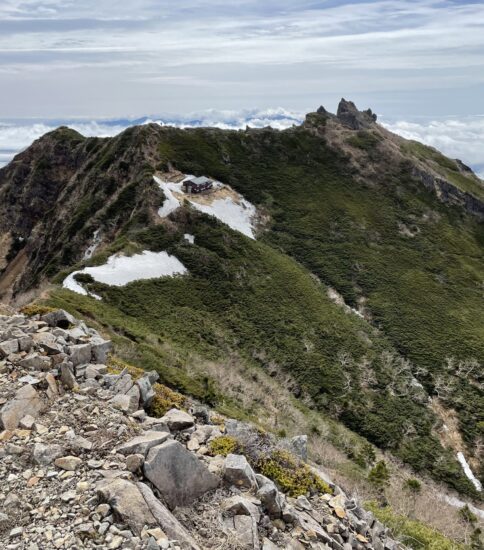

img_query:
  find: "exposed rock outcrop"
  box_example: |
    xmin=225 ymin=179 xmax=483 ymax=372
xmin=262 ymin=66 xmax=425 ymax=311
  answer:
xmin=0 ymin=309 xmax=406 ymax=549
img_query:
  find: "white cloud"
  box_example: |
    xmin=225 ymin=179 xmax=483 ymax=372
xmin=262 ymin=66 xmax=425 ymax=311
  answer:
xmin=0 ymin=1 xmax=483 ymax=117
xmin=381 ymin=116 xmax=484 ymax=179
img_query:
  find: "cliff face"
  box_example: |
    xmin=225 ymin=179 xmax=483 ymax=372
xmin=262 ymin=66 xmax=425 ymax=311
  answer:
xmin=0 ymin=125 xmax=164 ymax=294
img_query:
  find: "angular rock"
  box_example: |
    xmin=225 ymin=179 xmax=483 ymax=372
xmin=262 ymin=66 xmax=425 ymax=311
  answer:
xmin=0 ymin=384 xmax=44 ymax=430
xmin=55 ymin=456 xmax=82 ymax=471
xmin=160 ymin=408 xmax=194 ymax=431
xmin=60 ymin=362 xmax=78 ymax=390
xmin=32 ymin=443 xmax=65 ymax=465
xmin=97 ymin=478 xmax=158 ymax=535
xmin=126 ymin=383 xmax=140 ymax=410
xmin=137 ymin=482 xmax=200 ymax=549
xmin=294 ymin=510 xmax=331 ymax=543
xmin=41 ymin=309 xmax=76 ymax=329
xmin=262 ymin=539 xmax=279 ymax=550
xmin=110 ymin=394 xmax=137 ymax=413
xmin=257 ymin=479 xmax=285 ymax=518
xmin=19 ymin=353 xmax=51 ymax=371
xmin=137 ymin=375 xmax=156 ymax=407
xmin=144 ymin=440 xmax=219 ymax=509
xmin=45 ymin=373 xmax=60 ymax=399
xmin=18 ymin=335 xmax=33 ymax=353
xmin=116 ymin=431 xmax=171 ymax=457
xmin=222 ymin=496 xmax=261 ymax=523
xmin=68 ymin=343 xmax=92 ymax=366
xmin=224 ymin=454 xmax=257 ymax=490
xmin=90 ymin=337 xmax=112 ymax=363
xmin=113 ymin=373 xmax=134 ymax=395
xmin=0 ymin=339 xmax=19 ymax=358
xmin=19 ymin=414 xmax=36 ymax=430
xmin=224 ymin=514 xmax=260 ymax=550
xmin=85 ymin=364 xmax=108 ymax=379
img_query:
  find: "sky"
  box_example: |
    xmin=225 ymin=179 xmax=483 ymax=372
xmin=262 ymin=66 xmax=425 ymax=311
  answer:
xmin=0 ymin=0 xmax=483 ymax=176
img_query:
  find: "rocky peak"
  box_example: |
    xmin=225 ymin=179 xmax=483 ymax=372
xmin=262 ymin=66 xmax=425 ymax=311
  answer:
xmin=336 ymin=98 xmax=377 ymax=130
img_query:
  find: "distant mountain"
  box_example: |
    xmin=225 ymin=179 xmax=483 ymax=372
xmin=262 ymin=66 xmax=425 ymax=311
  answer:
xmin=0 ymin=99 xmax=482 ymax=521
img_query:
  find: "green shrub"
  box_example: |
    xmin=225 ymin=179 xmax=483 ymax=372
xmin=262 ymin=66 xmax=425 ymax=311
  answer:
xmin=258 ymin=450 xmax=332 ymax=497
xmin=368 ymin=461 xmax=390 ymax=489
xmin=148 ymin=383 xmax=186 ymax=417
xmin=208 ymin=436 xmax=240 ymax=457
xmin=73 ymin=272 xmax=95 ymax=284
xmin=366 ymin=501 xmax=465 ymax=550
xmin=20 ymin=304 xmax=56 ymax=317
xmin=404 ymin=478 xmax=422 ymax=493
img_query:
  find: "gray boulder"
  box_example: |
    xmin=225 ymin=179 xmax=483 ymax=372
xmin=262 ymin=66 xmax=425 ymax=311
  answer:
xmin=222 ymin=495 xmax=261 ymax=523
xmin=97 ymin=478 xmax=158 ymax=535
xmin=144 ymin=440 xmax=219 ymax=509
xmin=0 ymin=384 xmax=44 ymax=430
xmin=0 ymin=339 xmax=19 ymax=358
xmin=224 ymin=454 xmax=257 ymax=490
xmin=19 ymin=353 xmax=51 ymax=371
xmin=60 ymin=362 xmax=78 ymax=390
xmin=257 ymin=479 xmax=285 ymax=518
xmin=32 ymin=443 xmax=65 ymax=465
xmin=90 ymin=337 xmax=112 ymax=363
xmin=68 ymin=343 xmax=92 ymax=366
xmin=41 ymin=309 xmax=76 ymax=329
xmin=223 ymin=514 xmax=260 ymax=549
xmin=160 ymin=408 xmax=194 ymax=431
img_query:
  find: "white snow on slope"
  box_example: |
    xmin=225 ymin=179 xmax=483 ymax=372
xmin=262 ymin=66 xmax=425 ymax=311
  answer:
xmin=457 ymin=452 xmax=482 ymax=492
xmin=443 ymin=495 xmax=484 ymax=520
xmin=154 ymin=174 xmax=257 ymax=239
xmin=63 ymin=251 xmax=187 ymax=297
xmin=154 ymin=176 xmax=183 ymax=217
xmin=83 ymin=229 xmax=102 ymax=260
xmin=184 ymin=233 xmax=195 ymax=244
xmin=189 ymin=197 xmax=256 ymax=239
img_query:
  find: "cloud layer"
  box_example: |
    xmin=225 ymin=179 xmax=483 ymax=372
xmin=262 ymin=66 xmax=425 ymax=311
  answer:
xmin=0 ymin=1 xmax=483 ymax=118
xmin=381 ymin=116 xmax=484 ymax=178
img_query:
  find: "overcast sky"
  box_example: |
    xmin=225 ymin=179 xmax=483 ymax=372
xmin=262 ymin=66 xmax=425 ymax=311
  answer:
xmin=0 ymin=0 xmax=483 ymax=174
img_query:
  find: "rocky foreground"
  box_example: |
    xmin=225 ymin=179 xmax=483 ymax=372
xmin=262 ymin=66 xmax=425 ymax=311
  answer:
xmin=0 ymin=309 xmax=403 ymax=550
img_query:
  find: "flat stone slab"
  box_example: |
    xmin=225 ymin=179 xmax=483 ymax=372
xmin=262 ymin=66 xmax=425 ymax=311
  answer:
xmin=116 ymin=431 xmax=171 ymax=457
xmin=160 ymin=408 xmax=195 ymax=431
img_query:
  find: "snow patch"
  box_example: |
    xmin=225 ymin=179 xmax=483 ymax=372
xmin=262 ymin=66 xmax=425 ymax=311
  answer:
xmin=83 ymin=229 xmax=102 ymax=260
xmin=63 ymin=251 xmax=187 ymax=297
xmin=442 ymin=495 xmax=484 ymax=520
xmin=154 ymin=173 xmax=258 ymax=239
xmin=189 ymin=197 xmax=256 ymax=239
xmin=457 ymin=452 xmax=482 ymax=492
xmin=154 ymin=176 xmax=183 ymax=217
xmin=184 ymin=233 xmax=195 ymax=244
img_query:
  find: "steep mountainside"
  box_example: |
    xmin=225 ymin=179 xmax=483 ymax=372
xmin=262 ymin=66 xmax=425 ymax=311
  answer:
xmin=0 ymin=100 xmax=483 ymax=521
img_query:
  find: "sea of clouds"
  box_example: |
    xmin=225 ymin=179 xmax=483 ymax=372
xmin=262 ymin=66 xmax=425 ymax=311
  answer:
xmin=0 ymin=110 xmax=483 ymax=180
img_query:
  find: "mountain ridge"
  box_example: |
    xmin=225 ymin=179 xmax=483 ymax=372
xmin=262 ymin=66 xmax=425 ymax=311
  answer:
xmin=0 ymin=100 xmax=483 ymax=530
